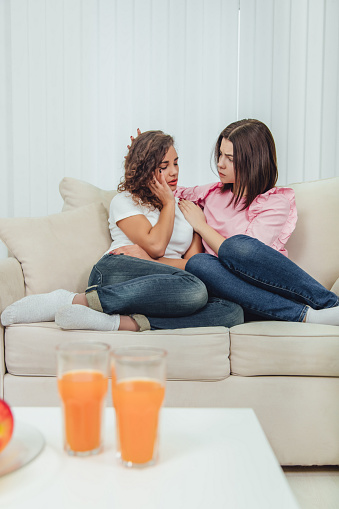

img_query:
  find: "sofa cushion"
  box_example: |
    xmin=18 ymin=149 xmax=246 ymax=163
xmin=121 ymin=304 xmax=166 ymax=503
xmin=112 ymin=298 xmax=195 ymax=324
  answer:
xmin=230 ymin=321 xmax=339 ymax=376
xmin=0 ymin=203 xmax=111 ymax=295
xmin=286 ymin=177 xmax=339 ymax=290
xmin=4 ymin=323 xmax=231 ymax=381
xmin=60 ymin=177 xmax=117 ymax=215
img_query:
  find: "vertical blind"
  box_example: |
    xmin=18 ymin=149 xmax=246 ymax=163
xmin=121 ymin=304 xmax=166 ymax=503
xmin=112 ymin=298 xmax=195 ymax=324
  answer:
xmin=0 ymin=0 xmax=338 ymax=257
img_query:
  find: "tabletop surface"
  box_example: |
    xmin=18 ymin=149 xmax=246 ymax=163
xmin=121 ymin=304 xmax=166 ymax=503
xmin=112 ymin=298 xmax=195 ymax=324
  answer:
xmin=0 ymin=407 xmax=299 ymax=509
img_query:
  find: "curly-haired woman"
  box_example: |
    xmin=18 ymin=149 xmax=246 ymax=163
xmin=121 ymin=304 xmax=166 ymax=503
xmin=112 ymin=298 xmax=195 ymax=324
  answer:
xmin=1 ymin=130 xmax=243 ymax=331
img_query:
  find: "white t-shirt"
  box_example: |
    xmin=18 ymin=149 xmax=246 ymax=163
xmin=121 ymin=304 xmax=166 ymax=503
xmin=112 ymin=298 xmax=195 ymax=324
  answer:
xmin=105 ymin=191 xmax=194 ymax=259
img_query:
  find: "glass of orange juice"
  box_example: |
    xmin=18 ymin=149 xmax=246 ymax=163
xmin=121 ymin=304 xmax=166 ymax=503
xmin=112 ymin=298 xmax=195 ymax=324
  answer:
xmin=56 ymin=340 xmax=109 ymax=456
xmin=111 ymin=347 xmax=167 ymax=468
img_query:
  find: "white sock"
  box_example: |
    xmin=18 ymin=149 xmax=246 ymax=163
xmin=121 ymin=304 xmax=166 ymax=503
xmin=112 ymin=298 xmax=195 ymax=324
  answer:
xmin=305 ymin=305 xmax=339 ymax=326
xmin=55 ymin=305 xmax=120 ymax=331
xmin=1 ymin=289 xmax=77 ymax=326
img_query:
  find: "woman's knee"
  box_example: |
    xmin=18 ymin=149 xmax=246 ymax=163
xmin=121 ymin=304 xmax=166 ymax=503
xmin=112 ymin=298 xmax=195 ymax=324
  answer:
xmin=88 ymin=264 xmax=103 ymax=286
xmin=208 ymin=297 xmax=244 ymax=327
xmin=88 ymin=254 xmax=118 ymax=286
xmin=185 ymin=253 xmax=216 ymax=278
xmin=182 ymin=274 xmax=208 ymax=311
xmin=226 ymin=301 xmax=244 ymax=327
xmin=218 ymin=235 xmax=260 ymax=264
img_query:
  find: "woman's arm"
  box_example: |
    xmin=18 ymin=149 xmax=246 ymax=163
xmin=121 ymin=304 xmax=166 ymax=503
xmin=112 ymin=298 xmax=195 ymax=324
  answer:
xmin=179 ymin=191 xmax=297 ymax=255
xmin=155 ymin=232 xmax=204 ymax=269
xmin=178 ymin=200 xmax=226 ymax=254
xmin=117 ymin=172 xmax=176 ymax=258
xmin=112 ymin=232 xmax=204 ymax=270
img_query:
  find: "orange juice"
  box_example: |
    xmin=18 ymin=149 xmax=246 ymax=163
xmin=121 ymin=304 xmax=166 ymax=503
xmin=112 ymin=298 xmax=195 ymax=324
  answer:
xmin=112 ymin=377 xmax=165 ymax=464
xmin=58 ymin=370 xmax=108 ymax=453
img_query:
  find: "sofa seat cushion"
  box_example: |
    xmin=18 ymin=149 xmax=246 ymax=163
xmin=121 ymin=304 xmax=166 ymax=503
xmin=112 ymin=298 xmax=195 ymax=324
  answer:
xmin=5 ymin=323 xmax=230 ymax=381
xmin=230 ymin=322 xmax=339 ymax=376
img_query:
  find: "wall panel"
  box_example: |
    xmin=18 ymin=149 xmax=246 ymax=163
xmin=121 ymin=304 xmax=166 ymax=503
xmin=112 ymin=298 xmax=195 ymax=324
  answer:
xmin=270 ymin=0 xmax=291 ymax=185
xmin=97 ymin=0 xmax=117 ymax=187
xmin=46 ymin=0 xmax=65 ymax=212
xmin=320 ymin=0 xmax=339 ymax=180
xmin=239 ymin=0 xmax=275 ymax=126
xmin=198 ymin=0 xmax=239 ymax=185
xmin=0 ymin=0 xmax=12 ymax=258
xmin=303 ymin=0 xmax=325 ymax=182
xmin=81 ymin=0 xmax=99 ymax=184
xmin=63 ymin=0 xmax=82 ymax=180
xmin=0 ymin=0 xmax=338 ymax=262
xmin=238 ymin=0 xmax=338 ymax=186
xmin=10 ymin=0 xmax=31 ymax=216
xmin=28 ymin=0 xmax=48 ymax=216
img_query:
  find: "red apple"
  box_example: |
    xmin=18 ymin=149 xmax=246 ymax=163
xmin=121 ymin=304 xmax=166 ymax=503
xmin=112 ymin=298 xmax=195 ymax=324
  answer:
xmin=0 ymin=399 xmax=14 ymax=452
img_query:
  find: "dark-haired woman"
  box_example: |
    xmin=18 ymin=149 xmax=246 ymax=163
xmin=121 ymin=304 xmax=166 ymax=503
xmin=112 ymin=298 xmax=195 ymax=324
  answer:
xmin=1 ymin=130 xmax=243 ymax=331
xmin=177 ymin=119 xmax=339 ymax=325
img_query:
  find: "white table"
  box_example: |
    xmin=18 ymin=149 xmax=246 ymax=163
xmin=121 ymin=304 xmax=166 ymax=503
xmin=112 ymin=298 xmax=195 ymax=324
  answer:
xmin=0 ymin=407 xmax=299 ymax=509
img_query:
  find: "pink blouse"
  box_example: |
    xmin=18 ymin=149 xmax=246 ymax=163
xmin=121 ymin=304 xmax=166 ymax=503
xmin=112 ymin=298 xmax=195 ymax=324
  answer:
xmin=174 ymin=183 xmax=297 ymax=257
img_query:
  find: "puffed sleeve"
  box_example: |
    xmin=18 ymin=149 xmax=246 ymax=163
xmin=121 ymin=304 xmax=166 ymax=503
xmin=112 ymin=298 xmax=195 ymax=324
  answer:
xmin=246 ymin=187 xmax=298 ymax=255
xmin=174 ymin=182 xmax=222 ymax=206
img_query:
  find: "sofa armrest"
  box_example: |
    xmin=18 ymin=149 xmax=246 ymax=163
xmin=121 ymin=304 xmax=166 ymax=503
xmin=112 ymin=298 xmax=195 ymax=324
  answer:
xmin=331 ymin=277 xmax=339 ymax=297
xmin=0 ymin=258 xmax=25 ymax=398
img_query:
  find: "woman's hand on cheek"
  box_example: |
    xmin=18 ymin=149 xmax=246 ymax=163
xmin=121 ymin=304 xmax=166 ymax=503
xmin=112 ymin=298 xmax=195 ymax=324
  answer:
xmin=149 ymin=172 xmax=174 ymax=206
xmin=178 ymin=200 xmax=206 ymax=231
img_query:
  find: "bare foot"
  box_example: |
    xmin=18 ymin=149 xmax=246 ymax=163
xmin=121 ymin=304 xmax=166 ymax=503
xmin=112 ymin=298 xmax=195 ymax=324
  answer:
xmin=119 ymin=316 xmax=140 ymax=331
xmin=72 ymin=293 xmax=89 ymax=307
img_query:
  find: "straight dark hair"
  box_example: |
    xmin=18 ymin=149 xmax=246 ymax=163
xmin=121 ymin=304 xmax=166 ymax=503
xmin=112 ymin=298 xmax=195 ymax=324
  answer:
xmin=215 ymin=119 xmax=278 ymax=209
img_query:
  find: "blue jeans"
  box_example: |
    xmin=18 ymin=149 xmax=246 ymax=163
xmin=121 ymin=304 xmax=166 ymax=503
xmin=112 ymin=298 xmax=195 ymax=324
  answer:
xmin=87 ymin=254 xmax=244 ymax=329
xmin=185 ymin=235 xmax=339 ymax=322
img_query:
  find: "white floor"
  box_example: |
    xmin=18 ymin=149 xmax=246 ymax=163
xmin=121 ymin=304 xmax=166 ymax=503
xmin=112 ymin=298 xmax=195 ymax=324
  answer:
xmin=283 ymin=467 xmax=339 ymax=509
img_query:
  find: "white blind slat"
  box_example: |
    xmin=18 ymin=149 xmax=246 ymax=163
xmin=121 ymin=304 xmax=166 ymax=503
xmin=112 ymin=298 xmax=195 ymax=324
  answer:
xmin=64 ymin=0 xmax=82 ymax=179
xmin=46 ymin=0 xmax=65 ymax=213
xmin=270 ymin=0 xmax=291 ymax=185
xmin=28 ymin=0 xmax=48 ymax=216
xmin=303 ymin=0 xmax=325 ymax=182
xmin=10 ymin=0 xmax=31 ymax=216
xmin=320 ymin=0 xmax=339 ymax=180
xmin=0 ymin=0 xmax=11 ymax=219
xmin=81 ymin=0 xmax=99 ymax=184
xmin=97 ymin=0 xmax=118 ymax=189
xmin=0 ymin=0 xmax=338 ymax=251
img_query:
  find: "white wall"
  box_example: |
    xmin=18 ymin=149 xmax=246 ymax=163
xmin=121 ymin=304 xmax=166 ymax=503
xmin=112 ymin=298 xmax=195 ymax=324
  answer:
xmin=1 ymin=0 xmax=338 ymax=234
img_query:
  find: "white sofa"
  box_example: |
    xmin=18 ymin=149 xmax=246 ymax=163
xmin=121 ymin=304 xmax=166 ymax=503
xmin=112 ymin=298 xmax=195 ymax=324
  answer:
xmin=0 ymin=176 xmax=338 ymax=466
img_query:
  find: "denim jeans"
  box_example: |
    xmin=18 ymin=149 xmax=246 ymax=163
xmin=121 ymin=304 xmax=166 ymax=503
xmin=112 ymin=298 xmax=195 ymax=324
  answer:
xmin=185 ymin=234 xmax=339 ymax=322
xmin=87 ymin=253 xmax=244 ymax=329
xmin=147 ymin=296 xmax=244 ymax=330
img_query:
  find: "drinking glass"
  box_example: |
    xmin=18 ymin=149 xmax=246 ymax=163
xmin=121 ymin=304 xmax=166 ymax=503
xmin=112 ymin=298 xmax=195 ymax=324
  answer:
xmin=56 ymin=340 xmax=109 ymax=456
xmin=111 ymin=347 xmax=167 ymax=468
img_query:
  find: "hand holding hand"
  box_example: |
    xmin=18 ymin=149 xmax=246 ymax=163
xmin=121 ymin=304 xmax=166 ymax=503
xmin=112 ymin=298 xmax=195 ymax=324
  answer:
xmin=178 ymin=200 xmax=207 ymax=232
xmin=110 ymin=244 xmax=153 ymax=260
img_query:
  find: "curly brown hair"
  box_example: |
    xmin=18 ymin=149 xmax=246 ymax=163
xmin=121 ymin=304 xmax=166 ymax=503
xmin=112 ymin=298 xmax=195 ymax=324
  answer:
xmin=118 ymin=130 xmax=174 ymax=210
